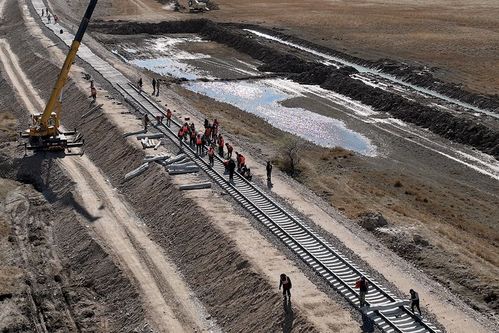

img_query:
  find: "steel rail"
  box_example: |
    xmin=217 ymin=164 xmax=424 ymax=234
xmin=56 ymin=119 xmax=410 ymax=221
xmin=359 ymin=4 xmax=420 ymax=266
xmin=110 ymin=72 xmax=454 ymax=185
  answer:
xmin=118 ymin=83 xmax=440 ymax=333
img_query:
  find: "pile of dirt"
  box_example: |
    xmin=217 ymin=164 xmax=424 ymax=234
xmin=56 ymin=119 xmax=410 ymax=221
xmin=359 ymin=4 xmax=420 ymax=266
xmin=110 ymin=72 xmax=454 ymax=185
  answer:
xmin=357 ymin=212 xmax=388 ymax=231
xmin=373 ymin=59 xmax=499 ymax=111
xmin=91 ymin=19 xmax=499 ymax=159
xmin=236 ymin=25 xmax=499 ymax=111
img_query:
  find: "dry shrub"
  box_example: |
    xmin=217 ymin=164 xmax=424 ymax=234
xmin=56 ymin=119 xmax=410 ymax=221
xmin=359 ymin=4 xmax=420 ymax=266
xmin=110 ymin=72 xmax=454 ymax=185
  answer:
xmin=276 ymin=138 xmax=306 ymax=177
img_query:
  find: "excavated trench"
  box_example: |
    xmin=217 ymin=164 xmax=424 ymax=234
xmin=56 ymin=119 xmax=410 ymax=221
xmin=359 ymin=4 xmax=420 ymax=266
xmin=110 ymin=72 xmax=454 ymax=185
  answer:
xmin=92 ymin=19 xmax=499 ymax=160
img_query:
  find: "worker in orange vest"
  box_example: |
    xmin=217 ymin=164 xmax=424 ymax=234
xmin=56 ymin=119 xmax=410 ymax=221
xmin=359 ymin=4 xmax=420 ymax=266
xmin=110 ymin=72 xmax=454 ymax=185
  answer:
xmin=205 ymin=126 xmax=212 ymax=145
xmin=196 ymin=133 xmax=203 ymax=156
xmin=217 ymin=134 xmax=225 ymax=157
xmin=177 ymin=128 xmax=184 ymax=151
xmin=208 ymin=145 xmax=215 ymax=167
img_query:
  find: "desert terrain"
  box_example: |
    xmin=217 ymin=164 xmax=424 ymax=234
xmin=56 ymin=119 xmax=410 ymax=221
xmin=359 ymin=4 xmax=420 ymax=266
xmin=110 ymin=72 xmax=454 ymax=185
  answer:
xmin=0 ymin=0 xmax=498 ymax=332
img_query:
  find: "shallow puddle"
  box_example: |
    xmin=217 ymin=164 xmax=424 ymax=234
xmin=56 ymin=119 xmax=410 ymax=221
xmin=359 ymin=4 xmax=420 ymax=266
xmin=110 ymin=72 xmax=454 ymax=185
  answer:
xmin=113 ymin=36 xmax=212 ymax=80
xmin=185 ymin=79 xmax=376 ymax=156
xmin=112 ymin=36 xmax=376 ymax=155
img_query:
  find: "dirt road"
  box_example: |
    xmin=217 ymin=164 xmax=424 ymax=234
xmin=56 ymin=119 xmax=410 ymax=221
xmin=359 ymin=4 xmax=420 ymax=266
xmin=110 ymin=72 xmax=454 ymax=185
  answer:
xmin=0 ymin=27 xmax=212 ymax=332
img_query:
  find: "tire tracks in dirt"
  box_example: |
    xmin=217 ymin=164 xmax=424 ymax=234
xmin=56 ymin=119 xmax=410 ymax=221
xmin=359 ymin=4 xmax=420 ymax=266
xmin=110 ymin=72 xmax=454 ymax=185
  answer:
xmin=0 ymin=14 xmax=213 ymax=331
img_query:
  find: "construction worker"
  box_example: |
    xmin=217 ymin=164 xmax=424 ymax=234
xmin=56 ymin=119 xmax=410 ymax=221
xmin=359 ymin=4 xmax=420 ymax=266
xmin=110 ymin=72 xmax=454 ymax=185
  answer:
xmin=155 ymin=115 xmax=164 ymax=125
xmin=54 ymin=15 xmax=59 ymax=24
xmin=228 ymin=158 xmax=236 ymax=182
xmin=217 ymin=134 xmax=224 ymax=157
xmin=152 ymin=78 xmax=157 ymax=95
xmin=208 ymin=145 xmax=215 ymax=167
xmin=205 ymin=126 xmax=212 ymax=146
xmin=409 ymin=289 xmax=422 ymax=315
xmin=212 ymin=118 xmax=219 ymax=139
xmin=156 ymin=79 xmax=160 ymax=96
xmin=279 ymin=274 xmax=292 ymax=300
xmin=180 ymin=123 xmax=188 ymax=141
xmin=355 ymin=276 xmax=369 ymax=307
xmin=166 ymin=108 xmax=172 ymax=127
xmin=143 ymin=114 xmax=149 ymax=132
xmin=138 ymin=77 xmax=143 ymax=94
xmin=47 ymin=13 xmax=51 ymax=23
xmin=242 ymin=166 xmax=252 ymax=181
xmin=196 ymin=133 xmax=203 ymax=156
xmin=236 ymin=152 xmax=245 ymax=172
xmin=177 ymin=128 xmax=184 ymax=150
xmin=90 ymin=86 xmax=97 ymax=103
xmin=266 ymin=161 xmax=273 ymax=184
xmin=226 ymin=143 xmax=233 ymax=159
xmin=190 ymin=127 xmax=196 ymax=147
xmin=41 ymin=9 xmax=44 ymax=16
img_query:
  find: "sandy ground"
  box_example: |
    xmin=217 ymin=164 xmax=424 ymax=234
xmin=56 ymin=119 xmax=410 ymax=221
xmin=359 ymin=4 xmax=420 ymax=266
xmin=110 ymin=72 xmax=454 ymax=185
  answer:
xmin=87 ymin=0 xmax=499 ymax=95
xmin=2 ymin=0 xmax=497 ymax=332
xmin=70 ymin=1 xmax=498 ymax=329
xmin=200 ymin=0 xmax=499 ymax=95
xmin=0 ymin=36 xmax=202 ymax=332
xmin=30 ymin=0 xmax=361 ymax=329
xmin=149 ymin=81 xmax=495 ymax=333
xmin=0 ymin=1 xmax=217 ymax=331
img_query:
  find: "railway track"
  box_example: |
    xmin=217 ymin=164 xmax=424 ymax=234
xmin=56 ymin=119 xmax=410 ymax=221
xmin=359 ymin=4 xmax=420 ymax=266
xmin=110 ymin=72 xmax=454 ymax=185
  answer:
xmin=118 ymin=83 xmax=440 ymax=333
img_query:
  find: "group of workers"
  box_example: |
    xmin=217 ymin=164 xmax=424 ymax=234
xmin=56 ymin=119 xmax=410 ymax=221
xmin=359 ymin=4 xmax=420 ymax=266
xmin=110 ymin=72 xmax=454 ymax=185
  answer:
xmin=135 ymin=76 xmax=268 ymax=184
xmin=356 ymin=276 xmax=422 ymax=315
xmin=41 ymin=8 xmax=58 ymax=24
xmin=173 ymin=115 xmax=258 ymax=183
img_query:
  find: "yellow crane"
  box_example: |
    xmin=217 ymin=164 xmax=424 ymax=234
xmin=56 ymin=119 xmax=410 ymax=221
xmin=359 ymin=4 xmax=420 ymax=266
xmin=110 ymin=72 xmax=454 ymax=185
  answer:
xmin=21 ymin=0 xmax=98 ymax=151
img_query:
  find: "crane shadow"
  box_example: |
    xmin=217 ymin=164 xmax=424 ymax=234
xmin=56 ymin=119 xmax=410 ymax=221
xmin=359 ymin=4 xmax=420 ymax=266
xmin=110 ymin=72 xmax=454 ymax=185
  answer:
xmin=282 ymin=297 xmax=294 ymax=333
xmin=16 ymin=152 xmax=100 ymax=222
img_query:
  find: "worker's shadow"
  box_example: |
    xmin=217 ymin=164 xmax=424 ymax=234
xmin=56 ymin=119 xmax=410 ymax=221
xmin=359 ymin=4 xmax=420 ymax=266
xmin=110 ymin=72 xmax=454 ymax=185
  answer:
xmin=17 ymin=152 xmax=100 ymax=223
xmin=282 ymin=298 xmax=294 ymax=333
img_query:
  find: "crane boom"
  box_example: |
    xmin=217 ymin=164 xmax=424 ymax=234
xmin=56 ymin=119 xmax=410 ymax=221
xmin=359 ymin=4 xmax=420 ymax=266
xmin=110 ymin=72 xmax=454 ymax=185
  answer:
xmin=40 ymin=0 xmax=98 ymax=126
xmin=22 ymin=0 xmax=98 ymax=152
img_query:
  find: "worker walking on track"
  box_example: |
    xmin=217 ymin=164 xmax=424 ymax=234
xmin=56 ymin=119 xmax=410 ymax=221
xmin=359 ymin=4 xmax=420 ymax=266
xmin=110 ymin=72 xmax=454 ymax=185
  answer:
xmin=217 ymin=134 xmax=224 ymax=157
xmin=152 ymin=78 xmax=157 ymax=95
xmin=196 ymin=133 xmax=203 ymax=156
xmin=279 ymin=273 xmax=292 ymax=300
xmin=228 ymin=158 xmax=236 ymax=182
xmin=208 ymin=145 xmax=215 ymax=167
xmin=156 ymin=80 xmax=160 ymax=96
xmin=355 ymin=276 xmax=369 ymax=307
xmin=409 ymin=289 xmax=422 ymax=315
xmin=226 ymin=143 xmax=233 ymax=159
xmin=178 ymin=128 xmax=184 ymax=151
xmin=190 ymin=128 xmax=196 ymax=148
